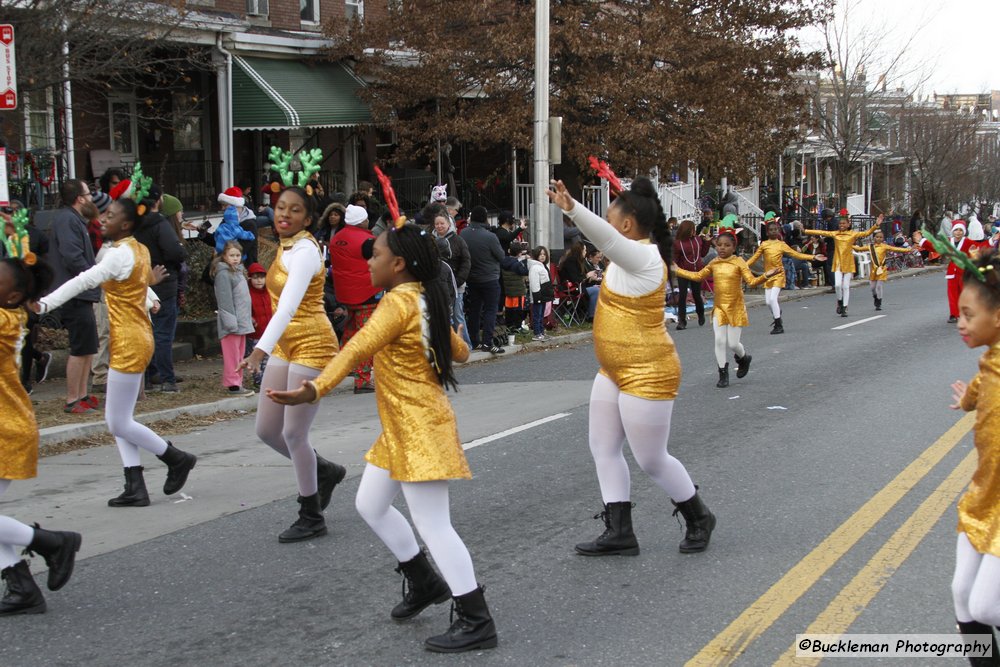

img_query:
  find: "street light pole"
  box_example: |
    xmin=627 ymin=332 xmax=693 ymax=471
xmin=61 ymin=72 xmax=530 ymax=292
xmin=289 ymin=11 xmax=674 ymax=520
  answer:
xmin=532 ymin=0 xmax=550 ymax=249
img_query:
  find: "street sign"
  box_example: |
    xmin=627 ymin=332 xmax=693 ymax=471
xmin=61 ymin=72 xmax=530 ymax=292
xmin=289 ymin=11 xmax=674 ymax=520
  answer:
xmin=0 ymin=24 xmax=15 ymax=111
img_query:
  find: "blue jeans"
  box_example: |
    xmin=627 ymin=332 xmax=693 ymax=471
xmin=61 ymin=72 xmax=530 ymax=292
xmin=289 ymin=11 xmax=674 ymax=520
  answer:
xmin=146 ymin=295 xmax=178 ymax=384
xmin=466 ymin=280 xmax=501 ymax=347
xmin=453 ymin=287 xmax=472 ymax=347
xmin=531 ymin=301 xmax=547 ymax=335
xmin=585 ymin=285 xmax=601 ymax=319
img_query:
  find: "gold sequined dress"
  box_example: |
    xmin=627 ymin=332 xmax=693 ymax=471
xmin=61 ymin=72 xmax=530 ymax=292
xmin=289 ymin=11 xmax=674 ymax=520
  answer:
xmin=311 ymin=282 xmax=471 ymax=482
xmin=267 ymin=231 xmax=339 ymax=370
xmin=804 ymin=224 xmax=879 ymax=273
xmin=104 ymin=237 xmax=154 ymax=373
xmin=747 ymin=240 xmax=815 ymax=288
xmin=0 ymin=308 xmax=37 ymax=480
xmin=675 ymin=256 xmax=768 ymax=327
xmin=593 ymin=268 xmax=680 ymax=401
xmin=958 ymin=342 xmax=1000 ymax=557
xmin=851 ymin=243 xmax=912 ymax=281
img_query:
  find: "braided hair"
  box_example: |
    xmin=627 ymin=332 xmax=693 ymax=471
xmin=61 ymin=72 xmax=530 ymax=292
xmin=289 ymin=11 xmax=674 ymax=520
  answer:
xmin=1 ymin=257 xmax=53 ymax=308
xmin=612 ymin=176 xmax=672 ymax=264
xmin=963 ymin=249 xmax=1000 ymax=310
xmin=384 ymin=223 xmax=458 ymax=390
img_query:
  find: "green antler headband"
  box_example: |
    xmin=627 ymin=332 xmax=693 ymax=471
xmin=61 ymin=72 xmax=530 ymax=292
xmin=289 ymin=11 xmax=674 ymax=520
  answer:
xmin=4 ymin=208 xmax=35 ymax=265
xmin=920 ymin=224 xmax=984 ymax=282
xmin=268 ymin=147 xmax=324 ymax=189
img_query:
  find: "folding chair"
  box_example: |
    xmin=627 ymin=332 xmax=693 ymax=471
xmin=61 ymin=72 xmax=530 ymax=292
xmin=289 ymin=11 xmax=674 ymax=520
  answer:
xmin=551 ymin=265 xmax=587 ymax=327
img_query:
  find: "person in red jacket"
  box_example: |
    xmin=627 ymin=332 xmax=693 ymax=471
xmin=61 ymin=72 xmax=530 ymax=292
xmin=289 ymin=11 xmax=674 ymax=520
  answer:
xmin=916 ymin=220 xmax=983 ymax=323
xmin=329 ymin=204 xmax=382 ymax=393
xmin=246 ymin=262 xmax=272 ymax=389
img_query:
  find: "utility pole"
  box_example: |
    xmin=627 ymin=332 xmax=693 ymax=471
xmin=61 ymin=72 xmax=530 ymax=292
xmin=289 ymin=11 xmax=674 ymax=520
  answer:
xmin=532 ymin=0 xmax=550 ymax=248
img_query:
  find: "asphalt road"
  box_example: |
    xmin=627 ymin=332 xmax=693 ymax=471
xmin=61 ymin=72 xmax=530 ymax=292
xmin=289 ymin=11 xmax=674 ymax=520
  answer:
xmin=0 ymin=272 xmax=981 ymax=666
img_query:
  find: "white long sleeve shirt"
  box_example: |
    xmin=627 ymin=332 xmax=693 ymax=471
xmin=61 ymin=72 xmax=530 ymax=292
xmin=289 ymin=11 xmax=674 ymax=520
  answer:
xmin=565 ymin=201 xmax=665 ymax=296
xmin=254 ymin=237 xmax=323 ymax=355
xmin=40 ymin=240 xmax=158 ymax=313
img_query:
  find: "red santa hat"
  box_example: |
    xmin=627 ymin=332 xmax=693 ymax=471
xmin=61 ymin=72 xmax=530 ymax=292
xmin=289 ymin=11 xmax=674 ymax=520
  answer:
xmin=108 ymin=179 xmax=134 ymax=201
xmin=218 ymin=186 xmax=245 ymax=208
xmin=952 ymin=219 xmax=967 ymax=233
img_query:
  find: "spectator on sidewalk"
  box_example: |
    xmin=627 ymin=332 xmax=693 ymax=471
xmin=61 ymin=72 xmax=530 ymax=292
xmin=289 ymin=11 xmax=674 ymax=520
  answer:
xmin=44 ymin=179 xmax=100 ymax=414
xmin=90 ymin=192 xmax=114 ymax=394
xmin=528 ymin=246 xmax=553 ymax=342
xmin=212 ymin=241 xmax=255 ymax=395
xmin=246 ymin=263 xmax=272 ymax=390
xmin=134 ymin=186 xmax=187 ymax=393
xmin=460 ymin=205 xmax=505 ymax=353
xmin=432 ymin=211 xmax=472 ymax=346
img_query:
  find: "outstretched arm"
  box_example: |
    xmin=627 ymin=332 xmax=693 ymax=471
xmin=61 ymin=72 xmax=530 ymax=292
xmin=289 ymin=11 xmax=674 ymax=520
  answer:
xmin=673 ymin=262 xmax=713 ymax=283
xmin=782 ymin=242 xmax=819 ymax=262
xmin=804 ymin=228 xmax=835 ymax=238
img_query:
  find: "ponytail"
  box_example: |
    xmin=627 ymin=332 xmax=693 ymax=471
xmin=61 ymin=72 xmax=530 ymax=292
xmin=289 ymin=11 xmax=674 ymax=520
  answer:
xmin=614 ymin=176 xmax=672 ymax=264
xmin=1 ymin=257 xmax=54 ymax=307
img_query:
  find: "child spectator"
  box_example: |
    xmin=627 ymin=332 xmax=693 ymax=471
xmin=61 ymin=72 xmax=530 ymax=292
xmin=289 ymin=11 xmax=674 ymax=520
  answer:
xmin=501 ymin=241 xmax=529 ymax=333
xmin=247 ymin=262 xmax=272 ymax=390
xmin=527 ymin=246 xmax=553 ymax=341
xmin=212 ymin=241 xmax=254 ymax=395
xmin=215 ymin=205 xmax=255 ymax=258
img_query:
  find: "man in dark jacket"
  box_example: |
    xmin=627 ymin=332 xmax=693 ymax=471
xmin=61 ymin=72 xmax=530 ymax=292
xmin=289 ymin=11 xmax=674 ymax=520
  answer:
xmin=459 ymin=205 xmax=505 ymax=353
xmin=45 ymin=179 xmax=99 ymax=413
xmin=133 ymin=187 xmax=187 ymax=392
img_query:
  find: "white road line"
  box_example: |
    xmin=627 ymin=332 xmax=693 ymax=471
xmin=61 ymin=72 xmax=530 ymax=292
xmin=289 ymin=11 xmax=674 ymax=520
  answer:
xmin=463 ymin=413 xmax=571 ymax=450
xmin=831 ymin=315 xmax=886 ymax=330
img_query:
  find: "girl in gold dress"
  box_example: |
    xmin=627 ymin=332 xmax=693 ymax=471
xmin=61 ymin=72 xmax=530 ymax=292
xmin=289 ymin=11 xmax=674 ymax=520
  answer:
xmin=35 ymin=198 xmax=197 ymax=507
xmin=674 ymin=231 xmax=779 ymax=388
xmin=851 ymin=230 xmax=917 ymax=311
xmin=269 ymin=224 xmax=497 ymax=653
xmin=949 ymin=253 xmax=1000 ymax=661
xmin=746 ymin=218 xmax=824 ymax=334
xmin=546 ymin=177 xmax=716 ymax=558
xmin=0 ymin=244 xmax=82 ymax=615
xmin=803 ymin=211 xmax=882 ymax=317
xmin=240 ymin=187 xmax=347 ymax=543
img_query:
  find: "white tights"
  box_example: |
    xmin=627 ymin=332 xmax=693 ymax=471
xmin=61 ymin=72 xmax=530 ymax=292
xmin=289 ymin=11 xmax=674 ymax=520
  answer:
xmin=255 ymin=360 xmax=322 ymax=497
xmin=870 ymin=281 xmax=884 ymax=299
xmin=587 ymin=373 xmax=696 ymax=505
xmin=835 ymin=271 xmax=853 ymax=306
xmin=0 ymin=480 xmax=34 ymax=569
xmin=764 ymin=286 xmax=782 ymax=319
xmin=107 ymin=369 xmax=168 ymax=467
xmin=713 ymin=320 xmax=746 ymax=368
xmin=953 ymin=532 xmax=1000 ymax=625
xmin=355 ymin=464 xmax=477 ymax=596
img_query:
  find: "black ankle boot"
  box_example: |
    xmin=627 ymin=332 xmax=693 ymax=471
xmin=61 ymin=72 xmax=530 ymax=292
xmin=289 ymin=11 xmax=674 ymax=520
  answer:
xmin=108 ymin=466 xmax=150 ymax=507
xmin=315 ymin=452 xmax=347 ymax=511
xmin=836 ymin=299 xmax=843 ymax=314
xmin=0 ymin=561 xmax=45 ymax=615
xmin=425 ymin=585 xmax=498 ymax=653
xmin=25 ymin=524 xmax=81 ymax=591
xmin=278 ymin=494 xmax=327 ymax=543
xmin=675 ymin=319 xmax=687 ymax=331
xmin=391 ymin=550 xmax=451 ymax=621
xmin=735 ymin=351 xmax=752 ymax=378
xmin=874 ymin=297 xmax=882 ymax=311
xmin=956 ymin=620 xmax=999 ymax=666
xmin=841 ymin=305 xmax=848 ymax=317
xmin=574 ymin=501 xmax=639 ymax=556
xmin=156 ymin=442 xmax=196 ymax=495
xmin=770 ymin=317 xmax=784 ymax=335
xmin=698 ymin=311 xmax=706 ymax=326
xmin=716 ymin=364 xmax=729 ymax=388
xmin=672 ymin=490 xmax=716 ymax=553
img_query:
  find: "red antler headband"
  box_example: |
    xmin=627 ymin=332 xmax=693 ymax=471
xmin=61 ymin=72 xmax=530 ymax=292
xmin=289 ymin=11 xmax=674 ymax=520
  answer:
xmin=588 ymin=156 xmax=624 ymax=197
xmin=373 ymin=165 xmax=406 ymax=230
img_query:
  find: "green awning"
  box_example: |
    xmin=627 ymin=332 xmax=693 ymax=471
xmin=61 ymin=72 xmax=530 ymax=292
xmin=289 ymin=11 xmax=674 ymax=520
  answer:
xmin=232 ymin=56 xmax=372 ymax=131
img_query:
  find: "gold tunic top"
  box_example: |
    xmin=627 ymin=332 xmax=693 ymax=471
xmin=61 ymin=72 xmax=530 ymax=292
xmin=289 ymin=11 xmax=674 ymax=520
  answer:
xmin=0 ymin=308 xmax=38 ymax=480
xmin=675 ymin=256 xmax=767 ymax=327
xmin=267 ymin=231 xmax=339 ymax=370
xmin=593 ymin=268 xmax=680 ymax=401
xmin=958 ymin=342 xmax=1000 ymax=557
xmin=104 ymin=237 xmax=154 ymax=373
xmin=311 ymin=282 xmax=471 ymax=482
xmin=851 ymin=243 xmax=911 ymax=281
xmin=747 ymin=240 xmax=815 ymax=288
xmin=804 ymin=224 xmax=879 ymax=273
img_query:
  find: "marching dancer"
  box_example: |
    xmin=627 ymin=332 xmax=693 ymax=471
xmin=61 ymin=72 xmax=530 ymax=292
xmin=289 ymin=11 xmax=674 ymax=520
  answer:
xmin=34 ymin=191 xmax=197 ymax=507
xmin=239 ymin=186 xmax=347 ymax=542
xmin=545 ymin=177 xmax=716 ymax=558
xmin=746 ymin=215 xmax=824 ymax=334
xmin=674 ymin=231 xmax=778 ymax=388
xmin=0 ymin=224 xmax=82 ymax=615
xmin=949 ymin=252 xmax=1000 ymax=665
xmin=269 ymin=224 xmax=497 ymax=653
xmin=804 ymin=211 xmax=882 ymax=317
xmin=852 ymin=230 xmax=916 ymax=311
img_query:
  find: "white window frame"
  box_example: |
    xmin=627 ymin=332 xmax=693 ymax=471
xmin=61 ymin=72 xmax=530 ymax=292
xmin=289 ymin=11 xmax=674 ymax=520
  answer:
xmin=23 ymin=88 xmax=56 ymax=151
xmin=300 ymin=0 xmax=320 ymax=24
xmin=345 ymin=0 xmax=364 ymax=20
xmin=108 ymin=96 xmax=139 ymax=161
xmin=247 ymin=0 xmax=269 ymax=16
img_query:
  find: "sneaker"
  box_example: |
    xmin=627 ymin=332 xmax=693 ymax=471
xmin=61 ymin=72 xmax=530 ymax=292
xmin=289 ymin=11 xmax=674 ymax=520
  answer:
xmin=34 ymin=352 xmax=52 ymax=384
xmin=532 ymin=334 xmax=548 ymax=342
xmin=488 ymin=345 xmax=505 ymax=354
xmin=64 ymin=400 xmax=94 ymax=414
xmin=80 ymin=394 xmax=100 ymax=410
xmin=226 ymin=386 xmax=254 ymax=396
xmin=160 ymin=382 xmax=179 ymax=393
xmin=145 ymin=381 xmax=161 ymax=393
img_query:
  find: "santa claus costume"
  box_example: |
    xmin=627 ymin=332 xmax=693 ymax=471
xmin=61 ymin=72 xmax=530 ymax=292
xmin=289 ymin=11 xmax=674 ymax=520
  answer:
xmin=917 ymin=221 xmax=982 ymax=323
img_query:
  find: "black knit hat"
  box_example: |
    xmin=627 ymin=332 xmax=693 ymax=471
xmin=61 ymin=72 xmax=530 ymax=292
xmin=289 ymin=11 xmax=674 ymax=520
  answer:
xmin=470 ymin=205 xmax=488 ymax=224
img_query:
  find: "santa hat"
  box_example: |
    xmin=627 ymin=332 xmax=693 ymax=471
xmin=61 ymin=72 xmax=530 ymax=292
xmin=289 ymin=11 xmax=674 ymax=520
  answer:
xmin=952 ymin=220 xmax=967 ymax=233
xmin=839 ymin=208 xmax=850 ymax=218
xmin=108 ymin=179 xmax=134 ymax=201
xmin=345 ymin=204 xmax=368 ymax=226
xmin=218 ymin=186 xmax=245 ymax=208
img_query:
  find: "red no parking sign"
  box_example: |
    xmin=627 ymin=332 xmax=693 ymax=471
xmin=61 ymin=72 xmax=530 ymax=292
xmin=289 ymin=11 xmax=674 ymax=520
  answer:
xmin=0 ymin=24 xmax=15 ymax=111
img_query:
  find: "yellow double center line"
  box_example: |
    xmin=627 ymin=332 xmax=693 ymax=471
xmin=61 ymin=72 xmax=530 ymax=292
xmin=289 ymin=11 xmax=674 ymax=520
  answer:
xmin=686 ymin=412 xmax=976 ymax=667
